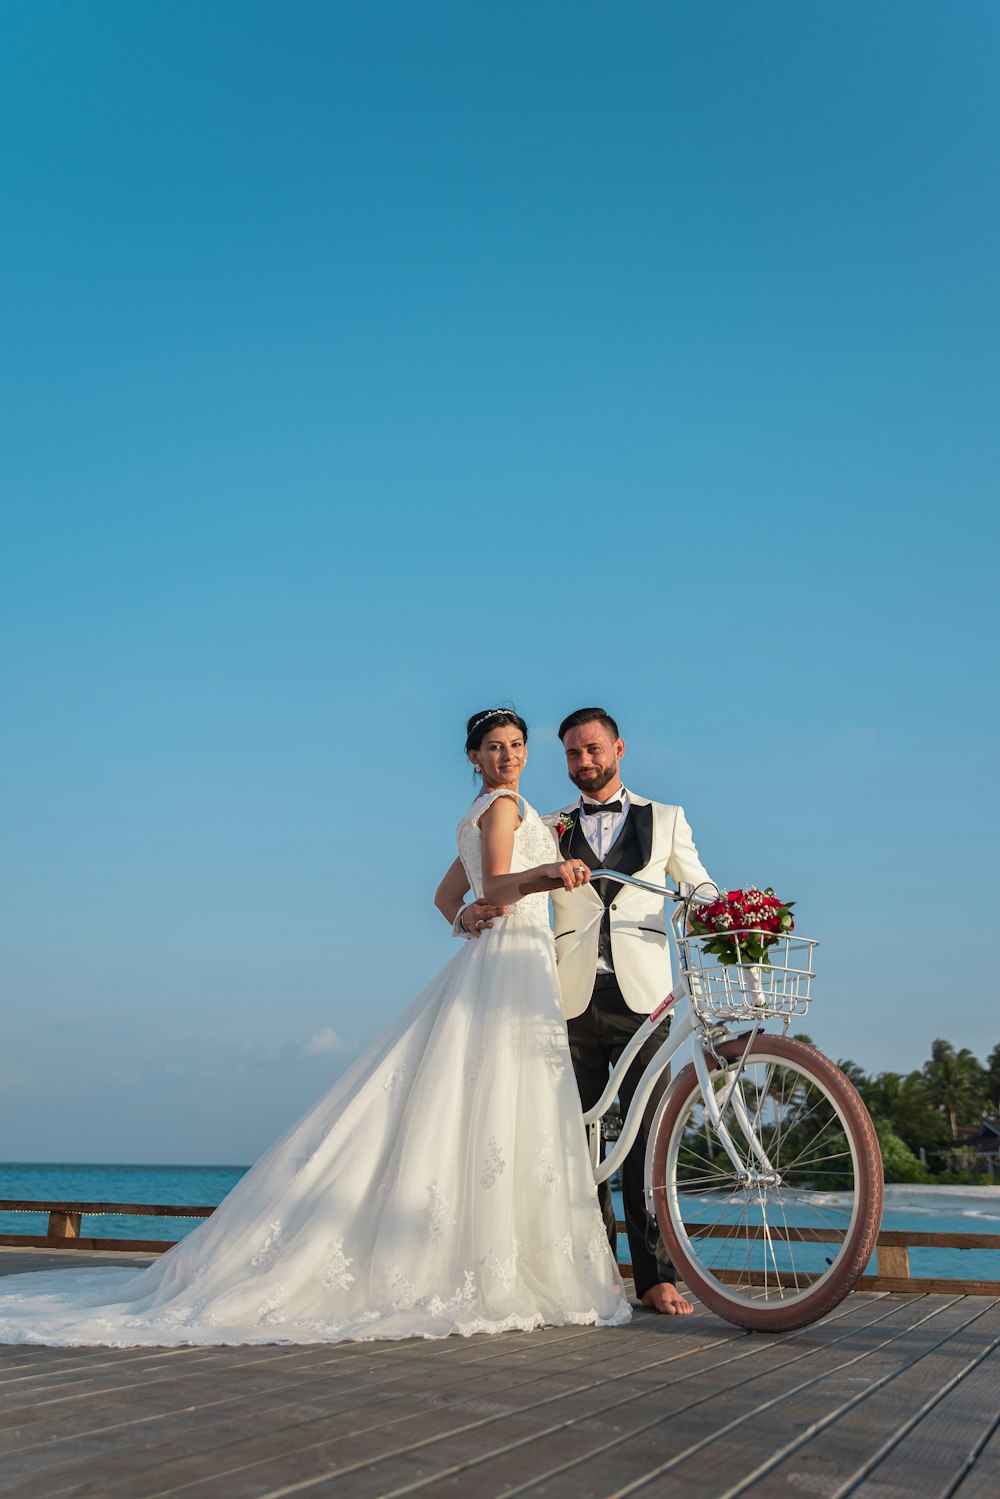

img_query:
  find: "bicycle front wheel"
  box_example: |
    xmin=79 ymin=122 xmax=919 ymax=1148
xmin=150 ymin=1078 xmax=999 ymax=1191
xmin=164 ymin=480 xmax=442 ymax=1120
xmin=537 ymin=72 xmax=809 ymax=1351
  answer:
xmin=651 ymin=1035 xmax=883 ymax=1331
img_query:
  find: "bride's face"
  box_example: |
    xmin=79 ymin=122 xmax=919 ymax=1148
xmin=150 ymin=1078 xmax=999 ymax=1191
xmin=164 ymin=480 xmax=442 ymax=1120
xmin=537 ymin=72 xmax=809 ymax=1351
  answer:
xmin=469 ymin=724 xmax=527 ymax=788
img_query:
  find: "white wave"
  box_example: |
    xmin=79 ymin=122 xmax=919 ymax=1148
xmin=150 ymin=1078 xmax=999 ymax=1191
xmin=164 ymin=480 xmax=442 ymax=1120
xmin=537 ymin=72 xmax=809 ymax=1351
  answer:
xmin=774 ymin=1184 xmax=1000 ymax=1222
xmin=882 ymin=1184 xmax=1000 ymax=1220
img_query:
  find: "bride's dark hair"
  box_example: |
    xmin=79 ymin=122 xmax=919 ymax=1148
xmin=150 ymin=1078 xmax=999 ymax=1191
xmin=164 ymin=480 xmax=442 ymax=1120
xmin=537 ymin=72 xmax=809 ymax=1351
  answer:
xmin=465 ymin=707 xmax=529 ymax=755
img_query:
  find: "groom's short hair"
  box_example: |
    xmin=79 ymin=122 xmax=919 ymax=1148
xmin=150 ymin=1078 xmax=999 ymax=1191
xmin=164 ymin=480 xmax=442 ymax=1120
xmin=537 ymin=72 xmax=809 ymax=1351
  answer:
xmin=558 ymin=707 xmax=620 ymax=742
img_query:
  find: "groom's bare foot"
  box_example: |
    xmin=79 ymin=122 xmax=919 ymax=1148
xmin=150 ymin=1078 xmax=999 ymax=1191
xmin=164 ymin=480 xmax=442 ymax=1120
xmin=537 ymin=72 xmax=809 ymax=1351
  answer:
xmin=641 ymin=1283 xmax=694 ymax=1315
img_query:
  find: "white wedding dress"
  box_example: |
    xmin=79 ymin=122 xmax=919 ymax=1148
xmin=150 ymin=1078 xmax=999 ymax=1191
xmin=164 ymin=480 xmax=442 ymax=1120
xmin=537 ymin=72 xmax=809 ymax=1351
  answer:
xmin=0 ymin=791 xmax=629 ymax=1346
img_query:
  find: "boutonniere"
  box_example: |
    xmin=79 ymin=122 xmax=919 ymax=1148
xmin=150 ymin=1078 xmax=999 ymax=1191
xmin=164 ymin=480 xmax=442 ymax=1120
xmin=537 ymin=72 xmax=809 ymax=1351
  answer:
xmin=555 ymin=814 xmax=575 ymax=839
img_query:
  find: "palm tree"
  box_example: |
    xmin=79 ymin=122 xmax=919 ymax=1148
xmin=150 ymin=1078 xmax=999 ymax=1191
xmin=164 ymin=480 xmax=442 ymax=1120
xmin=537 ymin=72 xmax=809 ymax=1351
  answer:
xmin=984 ymin=1043 xmax=1000 ymax=1116
xmin=923 ymin=1039 xmax=986 ymax=1139
xmin=866 ymin=1069 xmax=950 ymax=1157
xmin=836 ymin=1059 xmax=870 ymax=1095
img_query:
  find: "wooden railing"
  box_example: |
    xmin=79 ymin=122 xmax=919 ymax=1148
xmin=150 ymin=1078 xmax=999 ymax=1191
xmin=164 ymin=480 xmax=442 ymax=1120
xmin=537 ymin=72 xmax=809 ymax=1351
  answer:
xmin=858 ymin=1228 xmax=1000 ymax=1295
xmin=0 ymin=1200 xmax=214 ymax=1254
xmin=627 ymin=1220 xmax=1000 ymax=1296
xmin=2 ymin=1202 xmax=999 ymax=1295
xmin=611 ymin=1223 xmax=1000 ymax=1295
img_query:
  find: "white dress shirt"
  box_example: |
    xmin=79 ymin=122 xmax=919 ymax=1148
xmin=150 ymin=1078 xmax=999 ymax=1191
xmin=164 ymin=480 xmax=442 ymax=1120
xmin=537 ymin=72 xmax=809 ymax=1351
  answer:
xmin=578 ymin=787 xmax=630 ymax=862
xmin=579 ymin=787 xmax=630 ymax=974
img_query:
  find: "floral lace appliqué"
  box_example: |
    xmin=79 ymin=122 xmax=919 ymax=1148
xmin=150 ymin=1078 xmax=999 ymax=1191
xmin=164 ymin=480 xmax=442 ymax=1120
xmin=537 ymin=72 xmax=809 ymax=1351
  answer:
xmin=256 ymin=1287 xmax=289 ymax=1326
xmin=391 ymin=1265 xmax=415 ymax=1310
xmin=457 ymin=796 xmax=558 ymax=930
xmin=384 ymin=1062 xmax=410 ymax=1093
xmin=428 ymin=1182 xmax=456 ymax=1240
xmin=322 ymin=1241 xmax=355 ymax=1293
xmin=481 ymin=1248 xmax=518 ymax=1291
xmin=124 ymin=1298 xmax=207 ymax=1331
xmin=533 ymin=1134 xmax=562 ymax=1196
xmin=423 ymin=1270 xmax=477 ymax=1318
xmin=584 ymin=1217 xmax=612 ymax=1265
xmin=251 ymin=1220 xmax=283 ymax=1269
xmin=543 ymin=1030 xmax=568 ymax=1077
xmin=480 ymin=1136 xmax=505 ymax=1189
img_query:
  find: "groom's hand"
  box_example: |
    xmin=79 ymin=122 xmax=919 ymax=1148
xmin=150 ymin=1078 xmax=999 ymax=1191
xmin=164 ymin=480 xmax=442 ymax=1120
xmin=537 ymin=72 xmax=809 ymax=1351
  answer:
xmin=459 ymin=898 xmax=508 ymax=937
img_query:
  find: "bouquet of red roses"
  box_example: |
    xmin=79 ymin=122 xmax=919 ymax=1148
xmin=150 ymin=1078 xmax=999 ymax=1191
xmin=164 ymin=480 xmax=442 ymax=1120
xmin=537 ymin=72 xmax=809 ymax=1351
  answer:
xmin=688 ymin=886 xmax=795 ymax=966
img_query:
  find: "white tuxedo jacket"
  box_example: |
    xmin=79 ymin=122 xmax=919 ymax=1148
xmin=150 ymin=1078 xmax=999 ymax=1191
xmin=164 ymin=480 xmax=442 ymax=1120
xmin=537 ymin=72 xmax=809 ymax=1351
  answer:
xmin=546 ymin=794 xmax=713 ymax=1020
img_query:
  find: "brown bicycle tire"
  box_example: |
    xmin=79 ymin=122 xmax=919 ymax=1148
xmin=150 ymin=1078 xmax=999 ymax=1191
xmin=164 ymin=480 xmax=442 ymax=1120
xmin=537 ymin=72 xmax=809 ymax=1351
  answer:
xmin=651 ymin=1034 xmax=883 ymax=1332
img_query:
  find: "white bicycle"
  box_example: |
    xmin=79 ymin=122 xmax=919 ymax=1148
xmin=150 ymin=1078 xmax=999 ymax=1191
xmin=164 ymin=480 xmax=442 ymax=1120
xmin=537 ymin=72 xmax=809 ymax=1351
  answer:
xmin=587 ymin=876 xmax=884 ymax=1332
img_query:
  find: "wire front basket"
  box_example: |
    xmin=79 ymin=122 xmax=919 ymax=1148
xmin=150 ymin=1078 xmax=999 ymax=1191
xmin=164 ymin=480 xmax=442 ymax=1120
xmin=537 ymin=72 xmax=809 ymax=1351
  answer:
xmin=677 ymin=930 xmax=817 ymax=1022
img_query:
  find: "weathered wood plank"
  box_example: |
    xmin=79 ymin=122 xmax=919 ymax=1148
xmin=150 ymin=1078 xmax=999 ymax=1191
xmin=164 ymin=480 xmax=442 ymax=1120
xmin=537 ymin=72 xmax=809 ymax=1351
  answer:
xmin=848 ymin=1345 xmax=1000 ymax=1498
xmin=876 ymin=1229 xmax=1000 ymax=1251
xmin=0 ymin=1322 xmax=619 ymax=1433
xmin=0 ymin=1250 xmax=157 ymax=1268
xmin=0 ymin=1234 xmax=180 ymax=1253
xmin=0 ymin=1311 xmax=712 ymax=1482
xmin=861 ymin=1275 xmax=1000 ymax=1296
xmin=724 ymin=1301 xmax=1000 ymax=1498
xmin=227 ymin=1299 xmax=936 ymax=1499
xmin=0 ymin=1323 xmax=729 ymax=1498
xmin=952 ymin=1412 xmax=1000 ymax=1498
xmin=0 ymin=1271 xmax=997 ymax=1499
xmin=477 ymin=1298 xmax=988 ymax=1499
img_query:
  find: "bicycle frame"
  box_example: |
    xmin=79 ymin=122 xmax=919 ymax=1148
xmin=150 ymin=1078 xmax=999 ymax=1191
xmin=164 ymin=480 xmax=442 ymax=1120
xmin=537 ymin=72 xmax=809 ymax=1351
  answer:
xmin=582 ymin=873 xmax=776 ymax=1193
xmin=577 ymin=872 xmax=882 ymax=1332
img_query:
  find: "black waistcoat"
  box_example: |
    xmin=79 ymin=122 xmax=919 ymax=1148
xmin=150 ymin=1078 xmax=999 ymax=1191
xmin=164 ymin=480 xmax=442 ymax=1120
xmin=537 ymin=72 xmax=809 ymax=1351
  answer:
xmin=563 ymin=803 xmax=653 ymax=968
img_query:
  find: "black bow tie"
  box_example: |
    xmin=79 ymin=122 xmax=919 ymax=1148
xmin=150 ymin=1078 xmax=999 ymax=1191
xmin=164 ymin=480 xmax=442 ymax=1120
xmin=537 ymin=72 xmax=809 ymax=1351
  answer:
xmin=581 ymin=800 xmax=623 ymax=815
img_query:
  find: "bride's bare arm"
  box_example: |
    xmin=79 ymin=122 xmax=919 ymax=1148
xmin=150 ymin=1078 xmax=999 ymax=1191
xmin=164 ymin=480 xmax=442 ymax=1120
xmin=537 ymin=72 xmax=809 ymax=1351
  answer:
xmin=435 ymin=857 xmax=508 ymax=937
xmin=435 ymin=858 xmax=470 ymax=923
xmin=480 ymin=797 xmax=590 ymax=904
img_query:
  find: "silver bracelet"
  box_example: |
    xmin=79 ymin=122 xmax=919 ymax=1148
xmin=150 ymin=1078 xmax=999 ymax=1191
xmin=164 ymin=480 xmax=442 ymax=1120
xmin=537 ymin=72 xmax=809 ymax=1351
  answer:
xmin=453 ymin=905 xmax=472 ymax=939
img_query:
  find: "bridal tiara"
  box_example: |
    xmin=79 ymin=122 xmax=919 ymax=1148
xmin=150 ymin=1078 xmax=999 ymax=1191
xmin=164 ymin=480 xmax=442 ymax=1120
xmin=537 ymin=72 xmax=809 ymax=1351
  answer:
xmin=469 ymin=708 xmax=519 ymax=733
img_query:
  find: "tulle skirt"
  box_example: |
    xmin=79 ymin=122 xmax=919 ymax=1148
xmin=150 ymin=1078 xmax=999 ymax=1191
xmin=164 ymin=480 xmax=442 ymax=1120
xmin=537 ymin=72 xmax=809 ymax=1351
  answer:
xmin=0 ymin=910 xmax=629 ymax=1345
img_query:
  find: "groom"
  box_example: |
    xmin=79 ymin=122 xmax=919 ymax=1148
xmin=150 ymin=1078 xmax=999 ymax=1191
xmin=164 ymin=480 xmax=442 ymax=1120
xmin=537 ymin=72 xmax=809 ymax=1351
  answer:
xmin=548 ymin=707 xmax=715 ymax=1316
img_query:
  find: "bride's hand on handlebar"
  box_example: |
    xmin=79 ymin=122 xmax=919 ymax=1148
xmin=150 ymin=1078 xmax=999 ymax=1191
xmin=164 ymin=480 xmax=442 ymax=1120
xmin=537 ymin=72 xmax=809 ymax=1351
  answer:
xmin=549 ymin=859 xmax=591 ymax=891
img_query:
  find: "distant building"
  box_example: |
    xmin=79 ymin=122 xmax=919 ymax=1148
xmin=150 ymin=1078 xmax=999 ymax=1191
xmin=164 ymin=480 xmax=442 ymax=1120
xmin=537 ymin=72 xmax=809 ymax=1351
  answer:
xmin=970 ymin=1119 xmax=1000 ymax=1159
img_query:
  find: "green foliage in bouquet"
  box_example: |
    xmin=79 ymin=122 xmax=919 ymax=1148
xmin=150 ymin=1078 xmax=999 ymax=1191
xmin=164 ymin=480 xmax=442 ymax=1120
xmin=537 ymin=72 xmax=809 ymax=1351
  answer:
xmin=688 ymin=886 xmax=795 ymax=966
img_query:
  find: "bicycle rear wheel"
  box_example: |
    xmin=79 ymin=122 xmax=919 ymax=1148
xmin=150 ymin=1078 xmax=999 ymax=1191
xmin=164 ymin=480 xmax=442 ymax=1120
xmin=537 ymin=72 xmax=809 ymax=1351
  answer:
xmin=651 ymin=1035 xmax=883 ymax=1331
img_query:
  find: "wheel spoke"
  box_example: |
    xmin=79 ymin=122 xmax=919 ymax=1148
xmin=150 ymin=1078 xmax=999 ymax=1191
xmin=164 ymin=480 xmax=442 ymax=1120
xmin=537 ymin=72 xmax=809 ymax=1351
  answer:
xmin=655 ymin=1039 xmax=881 ymax=1327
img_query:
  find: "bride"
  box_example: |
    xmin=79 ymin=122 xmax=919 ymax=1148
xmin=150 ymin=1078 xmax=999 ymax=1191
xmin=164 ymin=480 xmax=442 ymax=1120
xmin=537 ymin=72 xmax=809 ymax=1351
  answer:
xmin=0 ymin=708 xmax=630 ymax=1346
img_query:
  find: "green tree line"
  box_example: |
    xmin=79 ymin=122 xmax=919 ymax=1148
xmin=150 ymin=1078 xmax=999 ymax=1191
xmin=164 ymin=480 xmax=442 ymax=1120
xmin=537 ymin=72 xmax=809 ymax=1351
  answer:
xmin=826 ymin=1038 xmax=1000 ymax=1184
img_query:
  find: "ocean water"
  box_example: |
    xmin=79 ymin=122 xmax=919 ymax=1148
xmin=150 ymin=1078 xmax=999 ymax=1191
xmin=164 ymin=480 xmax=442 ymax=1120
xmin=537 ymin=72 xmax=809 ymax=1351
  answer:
xmin=2 ymin=1165 xmax=998 ymax=1281
xmin=612 ymin=1183 xmax=1000 ymax=1281
xmin=0 ymin=1163 xmax=248 ymax=1243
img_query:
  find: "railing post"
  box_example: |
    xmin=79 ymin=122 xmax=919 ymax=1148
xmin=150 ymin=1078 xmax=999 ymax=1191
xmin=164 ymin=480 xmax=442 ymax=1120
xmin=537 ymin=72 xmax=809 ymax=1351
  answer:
xmin=876 ymin=1242 xmax=910 ymax=1279
xmin=47 ymin=1211 xmax=83 ymax=1239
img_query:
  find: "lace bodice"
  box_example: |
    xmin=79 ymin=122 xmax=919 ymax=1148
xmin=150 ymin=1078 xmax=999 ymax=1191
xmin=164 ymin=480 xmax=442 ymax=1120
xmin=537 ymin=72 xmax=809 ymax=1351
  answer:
xmin=457 ymin=791 xmax=558 ymax=928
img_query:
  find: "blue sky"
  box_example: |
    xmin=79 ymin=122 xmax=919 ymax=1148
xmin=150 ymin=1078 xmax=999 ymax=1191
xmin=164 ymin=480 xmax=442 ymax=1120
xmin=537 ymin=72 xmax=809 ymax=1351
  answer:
xmin=2 ymin=2 xmax=997 ymax=1163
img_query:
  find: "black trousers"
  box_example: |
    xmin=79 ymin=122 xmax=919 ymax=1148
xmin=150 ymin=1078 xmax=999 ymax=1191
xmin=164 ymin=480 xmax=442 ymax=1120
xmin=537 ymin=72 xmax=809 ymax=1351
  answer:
xmin=566 ymin=973 xmax=674 ymax=1298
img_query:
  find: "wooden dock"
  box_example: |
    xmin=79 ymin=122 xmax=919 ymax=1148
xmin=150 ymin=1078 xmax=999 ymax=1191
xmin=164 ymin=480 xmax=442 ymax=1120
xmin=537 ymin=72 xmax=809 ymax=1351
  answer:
xmin=2 ymin=1248 xmax=999 ymax=1498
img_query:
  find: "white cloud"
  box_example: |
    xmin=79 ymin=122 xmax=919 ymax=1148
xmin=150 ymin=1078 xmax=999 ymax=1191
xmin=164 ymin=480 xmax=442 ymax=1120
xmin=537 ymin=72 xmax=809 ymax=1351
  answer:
xmin=304 ymin=1027 xmax=346 ymax=1056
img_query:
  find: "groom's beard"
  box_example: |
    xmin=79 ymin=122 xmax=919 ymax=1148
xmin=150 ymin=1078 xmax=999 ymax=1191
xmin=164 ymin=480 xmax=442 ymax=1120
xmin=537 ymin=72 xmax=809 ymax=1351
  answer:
xmin=568 ymin=764 xmax=618 ymax=795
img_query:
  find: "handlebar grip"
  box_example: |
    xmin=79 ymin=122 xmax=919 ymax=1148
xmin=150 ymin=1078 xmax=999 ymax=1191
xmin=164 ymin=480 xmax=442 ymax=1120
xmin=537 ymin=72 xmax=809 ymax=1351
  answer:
xmin=589 ymin=870 xmax=684 ymax=900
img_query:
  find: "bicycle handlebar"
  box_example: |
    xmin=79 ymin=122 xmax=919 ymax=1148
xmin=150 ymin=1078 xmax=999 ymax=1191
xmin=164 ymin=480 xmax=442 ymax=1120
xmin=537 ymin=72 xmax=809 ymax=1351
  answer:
xmin=588 ymin=869 xmax=681 ymax=898
xmin=588 ymin=871 xmax=719 ymax=904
